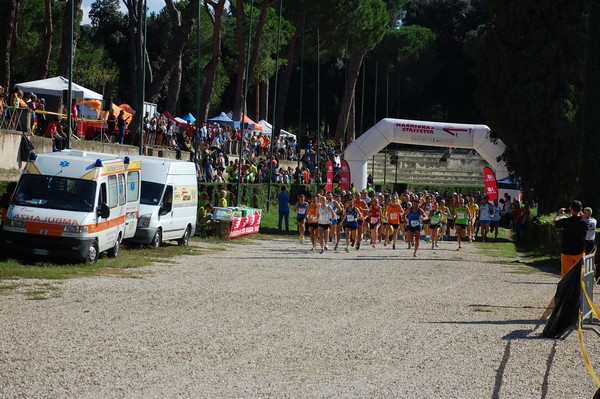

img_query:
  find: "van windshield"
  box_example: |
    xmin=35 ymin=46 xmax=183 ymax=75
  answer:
xmin=12 ymin=175 xmax=96 ymax=212
xmin=140 ymin=181 xmax=165 ymax=206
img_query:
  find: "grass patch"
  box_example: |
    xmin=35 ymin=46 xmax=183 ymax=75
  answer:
xmin=473 ymin=229 xmax=518 ymax=258
xmin=0 ymin=241 xmax=224 ymax=282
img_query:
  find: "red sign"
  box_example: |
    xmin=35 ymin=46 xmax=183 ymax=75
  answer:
xmin=229 ymin=212 xmax=262 ymax=238
xmin=326 ymin=159 xmax=334 ymax=193
xmin=483 ymin=167 xmax=498 ymax=202
xmin=339 ymin=159 xmax=351 ymax=191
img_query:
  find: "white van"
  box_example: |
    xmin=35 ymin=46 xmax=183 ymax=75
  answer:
xmin=1 ymin=150 xmax=141 ymax=264
xmin=130 ymin=157 xmax=197 ymax=247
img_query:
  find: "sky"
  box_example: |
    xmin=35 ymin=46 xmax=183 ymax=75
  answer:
xmin=81 ymin=0 xmax=166 ymax=25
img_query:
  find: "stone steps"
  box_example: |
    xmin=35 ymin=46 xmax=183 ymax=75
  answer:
xmin=369 ymin=149 xmax=487 ymax=186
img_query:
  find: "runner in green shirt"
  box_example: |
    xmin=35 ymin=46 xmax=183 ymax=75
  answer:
xmin=453 ymin=197 xmax=470 ymax=251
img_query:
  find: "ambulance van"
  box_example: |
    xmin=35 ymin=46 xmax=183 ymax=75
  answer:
xmin=130 ymin=157 xmax=197 ymax=247
xmin=1 ymin=150 xmax=141 ymax=264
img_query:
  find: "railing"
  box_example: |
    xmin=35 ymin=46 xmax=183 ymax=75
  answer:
xmin=0 ymin=106 xmax=31 ymax=132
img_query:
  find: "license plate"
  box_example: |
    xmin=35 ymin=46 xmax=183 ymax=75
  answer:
xmin=33 ymin=249 xmax=49 ymax=256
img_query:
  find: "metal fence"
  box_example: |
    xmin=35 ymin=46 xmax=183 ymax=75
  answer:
xmin=0 ymin=106 xmax=31 ymax=132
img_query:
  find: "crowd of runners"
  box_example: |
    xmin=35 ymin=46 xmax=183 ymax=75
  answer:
xmin=294 ymin=189 xmax=526 ymax=256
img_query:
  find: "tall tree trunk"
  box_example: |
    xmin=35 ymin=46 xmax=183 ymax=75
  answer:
xmin=123 ymin=0 xmax=140 ymax=110
xmin=261 ymin=79 xmax=268 ymax=121
xmin=198 ymin=0 xmax=226 ymax=122
xmin=246 ymin=0 xmax=269 ymax=93
xmin=0 ymin=0 xmax=20 ymax=90
xmin=57 ymin=0 xmax=83 ymax=77
xmin=274 ymin=33 xmax=298 ymax=135
xmin=255 ymin=77 xmax=259 ymax=121
xmin=347 ymin=95 xmax=356 ymax=146
xmin=163 ymin=0 xmax=183 ymax=114
xmin=231 ymin=0 xmax=245 ymax=122
xmin=335 ymin=48 xmax=366 ymax=142
xmin=37 ymin=0 xmax=52 ymax=79
xmin=165 ymin=56 xmax=182 ymax=113
xmin=234 ymin=0 xmax=270 ymax=121
xmin=146 ymin=0 xmax=199 ymax=104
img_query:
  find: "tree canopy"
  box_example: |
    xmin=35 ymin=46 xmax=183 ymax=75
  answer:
xmin=0 ymin=0 xmax=598 ymax=213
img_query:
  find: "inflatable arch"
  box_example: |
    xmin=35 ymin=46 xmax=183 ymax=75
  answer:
xmin=343 ymin=118 xmax=509 ymax=191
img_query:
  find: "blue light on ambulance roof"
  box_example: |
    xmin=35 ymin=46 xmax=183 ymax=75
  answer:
xmin=28 ymin=152 xmax=38 ymax=161
xmin=124 ymin=156 xmax=130 ymax=164
xmin=94 ymin=159 xmax=104 ymax=167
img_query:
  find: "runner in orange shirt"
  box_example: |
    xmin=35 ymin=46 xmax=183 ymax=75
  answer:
xmin=386 ymin=194 xmax=402 ymax=250
xmin=306 ymin=195 xmax=319 ymax=251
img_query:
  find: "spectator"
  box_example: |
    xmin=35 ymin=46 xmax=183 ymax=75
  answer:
xmin=583 ymin=207 xmax=597 ymax=254
xmin=117 ymin=109 xmax=129 ymax=144
xmin=106 ymin=110 xmax=116 ymax=142
xmin=277 ymin=185 xmax=290 ymax=231
xmin=554 ymin=200 xmax=588 ymax=277
xmin=205 ymin=158 xmax=215 ymax=182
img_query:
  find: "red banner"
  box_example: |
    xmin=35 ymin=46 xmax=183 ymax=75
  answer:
xmin=483 ymin=166 xmax=498 ymax=202
xmin=229 ymin=212 xmax=262 ymax=238
xmin=326 ymin=159 xmax=334 ymax=192
xmin=339 ymin=159 xmax=351 ymax=191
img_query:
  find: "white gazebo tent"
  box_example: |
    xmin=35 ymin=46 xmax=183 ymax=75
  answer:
xmin=15 ymin=76 xmax=103 ymax=100
xmin=257 ymin=120 xmax=296 ymax=140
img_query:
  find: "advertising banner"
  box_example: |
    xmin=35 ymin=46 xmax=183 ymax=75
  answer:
xmin=483 ymin=166 xmax=498 ymax=202
xmin=326 ymin=159 xmax=334 ymax=193
xmin=229 ymin=211 xmax=262 ymax=238
xmin=394 ymin=120 xmax=475 ymax=148
xmin=339 ymin=159 xmax=351 ymax=191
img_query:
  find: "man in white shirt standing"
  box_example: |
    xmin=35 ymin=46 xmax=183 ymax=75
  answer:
xmin=583 ymin=206 xmax=597 ymax=254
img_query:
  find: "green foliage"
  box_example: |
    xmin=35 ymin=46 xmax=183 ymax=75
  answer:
xmin=402 ymin=0 xmax=488 ymax=121
xmin=475 ymin=1 xmax=589 ymax=213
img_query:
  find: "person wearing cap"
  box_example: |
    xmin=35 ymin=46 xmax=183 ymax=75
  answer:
xmin=554 ymin=200 xmax=588 ymax=277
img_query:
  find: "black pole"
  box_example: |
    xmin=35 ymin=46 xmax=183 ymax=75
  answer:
xmin=266 ymin=0 xmax=283 ymax=212
xmin=66 ymin=0 xmax=74 ymax=149
xmin=296 ymin=12 xmax=305 ymax=197
xmin=374 ymin=60 xmax=378 ymax=125
xmin=360 ymin=61 xmax=365 ymax=134
xmin=139 ymin=0 xmax=147 ymax=156
xmin=316 ymin=27 xmax=320 ymax=192
xmin=237 ymin=0 xmax=254 ymax=206
xmin=195 ymin=0 xmax=202 ymax=173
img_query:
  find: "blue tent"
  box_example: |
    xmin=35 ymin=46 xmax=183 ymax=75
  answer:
xmin=181 ymin=112 xmax=196 ymax=123
xmin=207 ymin=112 xmax=239 ymax=127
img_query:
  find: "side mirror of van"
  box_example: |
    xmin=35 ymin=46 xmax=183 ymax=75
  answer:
xmin=98 ymin=202 xmax=110 ymax=219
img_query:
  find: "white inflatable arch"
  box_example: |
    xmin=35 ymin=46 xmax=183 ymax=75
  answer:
xmin=344 ymin=118 xmax=508 ymax=191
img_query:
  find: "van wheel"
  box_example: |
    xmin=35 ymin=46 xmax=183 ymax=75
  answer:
xmin=86 ymin=241 xmax=99 ymax=265
xmin=107 ymin=238 xmax=120 ymax=258
xmin=178 ymin=226 xmax=191 ymax=246
xmin=151 ymin=228 xmax=162 ymax=248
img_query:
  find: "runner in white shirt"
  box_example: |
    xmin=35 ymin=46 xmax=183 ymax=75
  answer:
xmin=325 ymin=192 xmax=343 ymax=251
xmin=317 ymin=195 xmax=335 ymax=254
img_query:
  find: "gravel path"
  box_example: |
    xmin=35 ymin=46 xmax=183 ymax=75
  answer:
xmin=1 ymin=236 xmax=599 ymax=398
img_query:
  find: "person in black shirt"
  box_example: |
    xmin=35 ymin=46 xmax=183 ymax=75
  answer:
xmin=106 ymin=110 xmax=116 ymax=141
xmin=554 ymin=200 xmax=588 ymax=277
